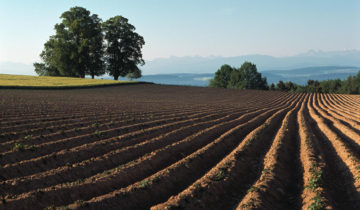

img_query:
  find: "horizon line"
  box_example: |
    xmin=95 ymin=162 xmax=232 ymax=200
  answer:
xmin=1 ymin=49 xmax=360 ymax=65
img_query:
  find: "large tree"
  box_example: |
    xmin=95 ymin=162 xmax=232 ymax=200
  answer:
xmin=85 ymin=14 xmax=105 ymax=79
xmin=34 ymin=7 xmax=104 ymax=78
xmin=103 ymin=16 xmax=145 ymax=80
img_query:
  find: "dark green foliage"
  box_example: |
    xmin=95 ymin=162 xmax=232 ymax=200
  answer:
xmin=34 ymin=7 xmax=104 ymax=78
xmin=319 ymin=79 xmax=342 ymax=93
xmin=209 ymin=64 xmax=234 ymax=88
xmin=308 ymin=194 xmax=326 ymax=210
xmin=126 ymin=67 xmax=142 ymax=80
xmin=102 ymin=16 xmax=145 ymax=80
xmin=228 ymin=69 xmax=247 ymax=89
xmin=276 ymin=80 xmax=299 ymax=92
xmin=305 ymin=169 xmax=322 ymax=191
xmin=285 ymin=81 xmax=297 ymax=92
xmin=210 ymin=62 xmax=268 ymax=90
xmin=34 ymin=7 xmax=144 ymax=80
xmin=276 ymin=80 xmax=286 ymax=91
xmin=306 ymin=80 xmax=321 ymax=93
xmin=235 ymin=62 xmax=268 ymax=90
xmin=269 ymin=83 xmax=276 ymax=90
xmin=34 ymin=62 xmax=60 ymax=76
xmin=273 ymin=71 xmax=360 ymax=94
xmin=340 ymin=72 xmax=360 ymax=94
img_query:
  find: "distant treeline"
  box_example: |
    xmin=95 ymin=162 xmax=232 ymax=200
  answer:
xmin=34 ymin=7 xmax=144 ymax=80
xmin=210 ymin=62 xmax=360 ymax=94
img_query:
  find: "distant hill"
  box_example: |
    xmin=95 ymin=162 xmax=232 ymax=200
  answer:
xmin=102 ymin=73 xmax=214 ymax=87
xmin=104 ymin=66 xmax=359 ymax=87
xmin=263 ymin=66 xmax=359 ymax=85
xmin=142 ymin=50 xmax=360 ymax=74
xmin=0 ymin=62 xmax=35 ymax=76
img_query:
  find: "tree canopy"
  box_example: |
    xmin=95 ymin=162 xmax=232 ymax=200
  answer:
xmin=209 ymin=64 xmax=233 ymax=88
xmin=34 ymin=7 xmax=144 ymax=80
xmin=103 ymin=16 xmax=145 ymax=80
xmin=210 ymin=62 xmax=268 ymax=90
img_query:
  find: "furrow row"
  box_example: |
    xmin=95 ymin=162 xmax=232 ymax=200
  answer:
xmin=2 ymin=96 xmax=295 ymax=208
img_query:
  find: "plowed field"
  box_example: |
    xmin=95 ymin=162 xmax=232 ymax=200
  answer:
xmin=1 ymin=84 xmax=360 ymax=210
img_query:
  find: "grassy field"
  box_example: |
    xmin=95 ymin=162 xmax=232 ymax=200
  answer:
xmin=0 ymin=74 xmax=135 ymax=88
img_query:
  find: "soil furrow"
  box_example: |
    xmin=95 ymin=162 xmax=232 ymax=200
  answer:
xmin=5 ymin=84 xmax=358 ymax=209
xmin=324 ymin=93 xmax=360 ymax=122
xmin=236 ymin=94 xmax=304 ymax=209
xmin=149 ymin=95 xmax=300 ymax=210
xmin=0 ymin=110 xmax=227 ymax=179
xmin=1 ymin=92 xmax=293 ymax=166
xmin=315 ymin=93 xmax=360 ymax=146
xmin=0 ymin=108 xmax=203 ymax=142
xmin=1 ymin=108 xmax=247 ymax=195
xmin=335 ymin=94 xmax=360 ymax=111
xmin=306 ymin=94 xmax=360 ymax=209
xmin=327 ymin=94 xmax=360 ymax=117
xmin=320 ymin=93 xmax=360 ymax=129
xmin=0 ymin=107 xmax=223 ymax=152
xmin=296 ymin=94 xmax=333 ymax=209
xmin=2 ymin=100 xmax=290 ymax=209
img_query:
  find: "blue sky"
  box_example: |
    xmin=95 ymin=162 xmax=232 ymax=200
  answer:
xmin=0 ymin=0 xmax=359 ymax=64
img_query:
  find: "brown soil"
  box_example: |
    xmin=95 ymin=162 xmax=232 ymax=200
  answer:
xmin=0 ymin=84 xmax=359 ymax=210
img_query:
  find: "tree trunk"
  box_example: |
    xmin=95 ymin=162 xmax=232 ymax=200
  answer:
xmin=91 ymin=74 xmax=95 ymax=79
xmin=114 ymin=75 xmax=119 ymax=80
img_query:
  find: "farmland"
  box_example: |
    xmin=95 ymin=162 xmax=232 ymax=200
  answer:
xmin=0 ymin=74 xmax=135 ymax=88
xmin=0 ymin=84 xmax=360 ymax=209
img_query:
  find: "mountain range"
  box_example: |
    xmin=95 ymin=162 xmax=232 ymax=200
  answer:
xmin=1 ymin=50 xmax=359 ymax=86
xmin=143 ymin=50 xmax=360 ymax=74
